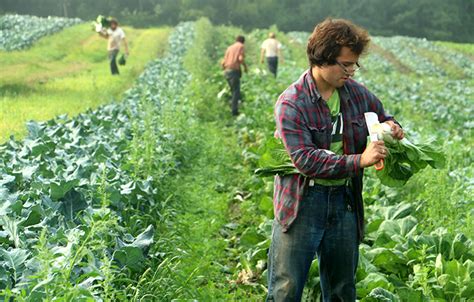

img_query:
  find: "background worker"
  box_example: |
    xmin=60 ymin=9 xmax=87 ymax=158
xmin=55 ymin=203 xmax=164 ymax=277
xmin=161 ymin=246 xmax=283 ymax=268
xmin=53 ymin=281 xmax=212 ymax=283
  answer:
xmin=260 ymin=32 xmax=283 ymax=77
xmin=221 ymin=35 xmax=248 ymax=116
xmin=98 ymin=18 xmax=129 ymax=75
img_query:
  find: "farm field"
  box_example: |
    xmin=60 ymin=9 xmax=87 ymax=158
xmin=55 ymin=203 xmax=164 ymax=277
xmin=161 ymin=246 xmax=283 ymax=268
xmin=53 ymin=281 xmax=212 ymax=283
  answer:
xmin=0 ymin=15 xmax=473 ymax=301
xmin=0 ymin=17 xmax=170 ymax=142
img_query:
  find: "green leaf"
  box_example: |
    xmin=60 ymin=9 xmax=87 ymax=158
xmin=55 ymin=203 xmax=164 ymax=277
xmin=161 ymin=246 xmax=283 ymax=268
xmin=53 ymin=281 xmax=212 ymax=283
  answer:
xmin=378 ymin=220 xmax=400 ymax=237
xmin=60 ymin=190 xmax=88 ymax=221
xmin=361 ymin=287 xmax=400 ymax=302
xmin=357 ymin=251 xmax=379 ymax=281
xmin=0 ymin=174 xmax=15 ymax=186
xmin=26 ymin=121 xmax=42 ymax=138
xmin=240 ymin=227 xmax=265 ymax=248
xmin=396 ymin=287 xmax=426 ymax=302
xmin=113 ymin=246 xmax=145 ymax=272
xmin=0 ymin=187 xmax=18 ymax=216
xmin=356 ymin=272 xmax=394 ymax=297
xmin=451 ymin=233 xmax=471 ymax=259
xmin=398 ymin=216 xmax=418 ymax=236
xmin=259 ymin=195 xmax=273 ymax=218
xmin=461 ymin=279 xmax=474 ymax=298
xmin=50 ymin=179 xmax=80 ymax=200
xmin=0 ymin=248 xmax=29 ymax=282
xmin=13 ymin=164 xmax=39 ymax=181
xmin=132 ymin=225 xmax=154 ymax=249
xmin=1 ymin=216 xmax=21 ymax=248
xmin=366 ymin=248 xmax=408 ymax=275
xmin=435 ymin=253 xmax=443 ymax=275
xmin=19 ymin=204 xmax=44 ymax=227
xmin=385 ymin=203 xmax=413 ymax=220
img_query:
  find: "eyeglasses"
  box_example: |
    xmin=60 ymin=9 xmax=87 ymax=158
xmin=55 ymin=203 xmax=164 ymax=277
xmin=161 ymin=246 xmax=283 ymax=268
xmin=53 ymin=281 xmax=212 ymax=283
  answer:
xmin=335 ymin=61 xmax=361 ymax=74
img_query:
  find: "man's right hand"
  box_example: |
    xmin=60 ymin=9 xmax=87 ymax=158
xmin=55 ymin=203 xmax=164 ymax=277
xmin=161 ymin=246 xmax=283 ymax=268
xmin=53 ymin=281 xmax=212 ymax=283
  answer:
xmin=360 ymin=141 xmax=387 ymax=168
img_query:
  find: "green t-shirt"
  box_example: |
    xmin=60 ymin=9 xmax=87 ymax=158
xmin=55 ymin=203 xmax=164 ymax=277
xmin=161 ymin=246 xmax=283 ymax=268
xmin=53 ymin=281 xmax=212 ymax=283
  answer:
xmin=314 ymin=90 xmax=348 ymax=186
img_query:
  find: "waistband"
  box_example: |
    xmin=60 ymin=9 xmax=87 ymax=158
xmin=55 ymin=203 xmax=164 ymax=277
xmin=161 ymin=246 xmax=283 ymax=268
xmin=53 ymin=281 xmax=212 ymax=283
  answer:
xmin=224 ymin=68 xmax=241 ymax=73
xmin=308 ymin=183 xmax=349 ymax=194
xmin=309 ymin=178 xmax=351 ymax=190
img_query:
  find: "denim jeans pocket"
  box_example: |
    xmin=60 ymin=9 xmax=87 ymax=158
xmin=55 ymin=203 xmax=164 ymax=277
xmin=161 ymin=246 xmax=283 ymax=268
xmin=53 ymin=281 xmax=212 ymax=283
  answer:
xmin=299 ymin=186 xmax=328 ymax=230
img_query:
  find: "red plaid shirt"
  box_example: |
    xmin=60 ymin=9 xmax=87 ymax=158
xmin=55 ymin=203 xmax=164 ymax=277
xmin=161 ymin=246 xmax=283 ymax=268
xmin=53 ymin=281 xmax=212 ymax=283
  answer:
xmin=274 ymin=69 xmax=397 ymax=231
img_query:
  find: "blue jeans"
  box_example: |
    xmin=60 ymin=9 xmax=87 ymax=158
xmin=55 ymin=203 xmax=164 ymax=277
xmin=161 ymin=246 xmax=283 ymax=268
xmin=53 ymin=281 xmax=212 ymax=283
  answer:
xmin=224 ymin=69 xmax=241 ymax=116
xmin=266 ymin=184 xmax=359 ymax=302
xmin=266 ymin=56 xmax=278 ymax=77
xmin=108 ymin=49 xmax=120 ymax=75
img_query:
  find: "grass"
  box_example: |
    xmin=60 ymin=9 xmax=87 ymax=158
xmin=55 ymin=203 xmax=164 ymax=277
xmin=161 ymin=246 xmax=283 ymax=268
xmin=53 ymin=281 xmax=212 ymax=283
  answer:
xmin=435 ymin=41 xmax=474 ymax=57
xmin=0 ymin=23 xmax=171 ymax=142
xmin=154 ymin=122 xmax=255 ymax=300
xmin=127 ymin=19 xmax=267 ymax=300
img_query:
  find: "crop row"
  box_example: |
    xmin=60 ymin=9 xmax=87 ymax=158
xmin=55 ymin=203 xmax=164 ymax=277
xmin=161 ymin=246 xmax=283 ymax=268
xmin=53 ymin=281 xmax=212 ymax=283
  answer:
xmin=0 ymin=22 xmax=194 ymax=300
xmin=0 ymin=14 xmax=82 ymax=51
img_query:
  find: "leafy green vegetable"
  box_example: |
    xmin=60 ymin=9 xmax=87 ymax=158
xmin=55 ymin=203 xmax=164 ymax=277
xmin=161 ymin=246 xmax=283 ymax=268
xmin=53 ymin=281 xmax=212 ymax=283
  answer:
xmin=96 ymin=15 xmax=112 ymax=28
xmin=376 ymin=133 xmax=446 ymax=186
xmin=255 ymin=133 xmax=446 ymax=187
xmin=254 ymin=137 xmax=299 ymax=177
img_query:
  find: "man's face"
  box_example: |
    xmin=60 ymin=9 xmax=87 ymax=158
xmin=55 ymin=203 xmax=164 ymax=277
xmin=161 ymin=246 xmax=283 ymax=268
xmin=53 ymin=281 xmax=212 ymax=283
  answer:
xmin=319 ymin=46 xmax=360 ymax=88
xmin=110 ymin=22 xmax=117 ymax=30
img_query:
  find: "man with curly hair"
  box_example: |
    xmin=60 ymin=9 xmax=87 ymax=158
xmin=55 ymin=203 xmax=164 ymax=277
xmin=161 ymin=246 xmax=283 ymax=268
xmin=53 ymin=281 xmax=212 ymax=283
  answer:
xmin=266 ymin=18 xmax=404 ymax=301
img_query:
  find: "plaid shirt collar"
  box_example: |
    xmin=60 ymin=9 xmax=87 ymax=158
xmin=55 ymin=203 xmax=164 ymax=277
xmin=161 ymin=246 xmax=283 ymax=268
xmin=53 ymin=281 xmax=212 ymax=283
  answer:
xmin=305 ymin=68 xmax=351 ymax=105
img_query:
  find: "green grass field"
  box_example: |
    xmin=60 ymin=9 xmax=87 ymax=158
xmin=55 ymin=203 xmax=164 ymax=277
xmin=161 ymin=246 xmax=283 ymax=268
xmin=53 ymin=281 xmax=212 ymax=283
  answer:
xmin=0 ymin=23 xmax=170 ymax=142
xmin=436 ymin=40 xmax=474 ymax=56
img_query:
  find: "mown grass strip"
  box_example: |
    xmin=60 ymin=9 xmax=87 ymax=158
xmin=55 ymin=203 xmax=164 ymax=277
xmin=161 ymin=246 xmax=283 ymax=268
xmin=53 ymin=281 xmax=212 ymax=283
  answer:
xmin=370 ymin=42 xmax=413 ymax=74
xmin=0 ymin=24 xmax=171 ymax=142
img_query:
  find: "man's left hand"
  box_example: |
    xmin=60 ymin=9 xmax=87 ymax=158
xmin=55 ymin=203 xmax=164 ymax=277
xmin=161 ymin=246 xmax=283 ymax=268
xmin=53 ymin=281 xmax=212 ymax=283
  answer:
xmin=384 ymin=120 xmax=404 ymax=140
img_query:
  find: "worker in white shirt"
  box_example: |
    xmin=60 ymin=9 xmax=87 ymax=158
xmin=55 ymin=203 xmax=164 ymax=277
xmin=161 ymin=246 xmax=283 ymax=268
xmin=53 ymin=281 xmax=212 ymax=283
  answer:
xmin=260 ymin=32 xmax=284 ymax=77
xmin=98 ymin=19 xmax=129 ymax=75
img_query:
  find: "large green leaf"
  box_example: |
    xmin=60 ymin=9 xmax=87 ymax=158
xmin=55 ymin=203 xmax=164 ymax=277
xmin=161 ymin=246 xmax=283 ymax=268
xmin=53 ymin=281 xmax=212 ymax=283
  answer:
xmin=60 ymin=190 xmax=88 ymax=221
xmin=361 ymin=287 xmax=400 ymax=302
xmin=114 ymin=225 xmax=155 ymax=272
xmin=50 ymin=179 xmax=80 ymax=200
xmin=366 ymin=248 xmax=408 ymax=276
xmin=0 ymin=248 xmax=29 ymax=283
xmin=113 ymin=246 xmax=146 ymax=272
xmin=132 ymin=224 xmax=154 ymax=249
xmin=356 ymin=272 xmax=394 ymax=297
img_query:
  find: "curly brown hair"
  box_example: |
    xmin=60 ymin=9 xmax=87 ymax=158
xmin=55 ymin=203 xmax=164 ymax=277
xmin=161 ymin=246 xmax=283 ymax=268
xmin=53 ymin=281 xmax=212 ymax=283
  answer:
xmin=307 ymin=18 xmax=370 ymax=67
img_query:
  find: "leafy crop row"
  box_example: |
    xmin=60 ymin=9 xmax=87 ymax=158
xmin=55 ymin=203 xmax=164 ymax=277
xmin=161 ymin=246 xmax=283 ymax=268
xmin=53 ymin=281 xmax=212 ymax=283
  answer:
xmin=0 ymin=22 xmax=194 ymax=300
xmin=0 ymin=14 xmax=82 ymax=51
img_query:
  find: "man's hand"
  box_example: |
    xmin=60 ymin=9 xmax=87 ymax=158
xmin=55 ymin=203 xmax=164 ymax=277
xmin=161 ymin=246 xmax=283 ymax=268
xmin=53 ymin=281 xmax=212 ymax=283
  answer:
xmin=384 ymin=120 xmax=404 ymax=140
xmin=360 ymin=141 xmax=387 ymax=168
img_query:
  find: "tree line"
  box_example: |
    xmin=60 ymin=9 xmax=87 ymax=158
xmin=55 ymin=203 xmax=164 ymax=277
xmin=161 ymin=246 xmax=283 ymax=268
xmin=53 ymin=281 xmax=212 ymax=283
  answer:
xmin=1 ymin=0 xmax=472 ymax=43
